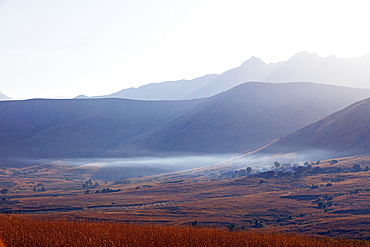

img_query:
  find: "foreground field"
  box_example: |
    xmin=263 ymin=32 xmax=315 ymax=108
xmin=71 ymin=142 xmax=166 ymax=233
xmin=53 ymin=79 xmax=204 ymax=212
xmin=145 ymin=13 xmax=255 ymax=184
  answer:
xmin=0 ymin=215 xmax=368 ymax=247
xmin=1 ymin=156 xmax=370 ymax=239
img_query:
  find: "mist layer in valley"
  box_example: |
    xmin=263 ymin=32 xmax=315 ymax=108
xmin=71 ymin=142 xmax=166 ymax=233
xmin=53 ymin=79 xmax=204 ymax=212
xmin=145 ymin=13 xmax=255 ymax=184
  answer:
xmin=33 ymin=153 xmax=236 ymax=180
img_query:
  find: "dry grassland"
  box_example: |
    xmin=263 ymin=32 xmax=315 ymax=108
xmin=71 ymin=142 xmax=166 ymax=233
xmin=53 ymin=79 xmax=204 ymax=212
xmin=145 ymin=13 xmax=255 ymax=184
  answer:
xmin=1 ymin=156 xmax=370 ymax=240
xmin=0 ymin=215 xmax=368 ymax=247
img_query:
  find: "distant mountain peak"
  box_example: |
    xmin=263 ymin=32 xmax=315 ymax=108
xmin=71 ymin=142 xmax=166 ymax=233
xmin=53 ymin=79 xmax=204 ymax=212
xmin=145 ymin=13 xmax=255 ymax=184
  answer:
xmin=74 ymin=95 xmax=89 ymax=99
xmin=361 ymin=53 xmax=370 ymax=59
xmin=241 ymin=56 xmax=266 ymax=67
xmin=290 ymin=51 xmax=319 ymax=60
xmin=0 ymin=91 xmax=11 ymax=100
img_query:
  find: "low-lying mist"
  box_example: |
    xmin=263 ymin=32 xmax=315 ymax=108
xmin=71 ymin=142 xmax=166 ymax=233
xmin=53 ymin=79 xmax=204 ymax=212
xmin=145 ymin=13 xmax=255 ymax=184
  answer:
xmin=64 ymin=154 xmax=237 ymax=168
xmin=7 ymin=149 xmax=338 ymax=181
xmin=54 ymin=154 xmax=239 ymax=180
xmin=67 ymin=149 xmax=334 ymax=180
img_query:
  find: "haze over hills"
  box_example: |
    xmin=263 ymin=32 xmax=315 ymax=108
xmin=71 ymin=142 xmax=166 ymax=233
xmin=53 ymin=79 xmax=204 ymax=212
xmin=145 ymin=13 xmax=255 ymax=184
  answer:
xmin=1 ymin=82 xmax=370 ymax=166
xmin=97 ymin=52 xmax=370 ymax=100
xmin=248 ymin=97 xmax=370 ymax=160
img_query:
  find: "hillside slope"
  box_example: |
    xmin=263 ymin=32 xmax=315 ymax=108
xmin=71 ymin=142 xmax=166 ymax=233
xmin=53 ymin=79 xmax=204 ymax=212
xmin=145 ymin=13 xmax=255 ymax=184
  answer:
xmin=250 ymin=97 xmax=370 ymax=159
xmin=0 ymin=98 xmax=202 ymax=164
xmin=108 ymin=82 xmax=370 ymax=155
xmin=1 ymin=82 xmax=370 ymax=166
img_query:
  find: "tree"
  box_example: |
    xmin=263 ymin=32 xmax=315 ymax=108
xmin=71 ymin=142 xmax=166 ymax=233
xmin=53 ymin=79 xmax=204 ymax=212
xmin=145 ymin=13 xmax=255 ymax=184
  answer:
xmin=227 ymin=223 xmax=236 ymax=231
xmin=353 ymin=164 xmax=361 ymax=172
xmin=246 ymin=167 xmax=252 ymax=173
xmin=274 ymin=161 xmax=281 ymax=170
xmin=0 ymin=188 xmax=8 ymax=195
xmin=253 ymin=220 xmax=263 ymax=228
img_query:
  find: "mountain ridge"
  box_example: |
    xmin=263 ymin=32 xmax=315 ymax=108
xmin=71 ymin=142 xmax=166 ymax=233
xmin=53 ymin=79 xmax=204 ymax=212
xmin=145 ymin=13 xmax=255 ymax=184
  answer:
xmin=96 ymin=52 xmax=370 ymax=100
xmin=97 ymin=57 xmax=282 ymax=100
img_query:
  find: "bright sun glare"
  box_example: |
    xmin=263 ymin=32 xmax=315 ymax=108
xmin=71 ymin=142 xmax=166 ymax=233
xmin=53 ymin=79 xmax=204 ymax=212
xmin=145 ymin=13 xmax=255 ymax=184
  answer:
xmin=0 ymin=0 xmax=369 ymax=99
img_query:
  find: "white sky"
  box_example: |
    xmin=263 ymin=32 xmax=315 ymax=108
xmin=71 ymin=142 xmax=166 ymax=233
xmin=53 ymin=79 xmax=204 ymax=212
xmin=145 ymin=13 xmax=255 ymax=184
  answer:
xmin=1 ymin=0 xmax=370 ymax=99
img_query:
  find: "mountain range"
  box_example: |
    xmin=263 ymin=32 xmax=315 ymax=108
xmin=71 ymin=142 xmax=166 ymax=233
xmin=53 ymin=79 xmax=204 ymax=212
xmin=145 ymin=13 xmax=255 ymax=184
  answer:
xmin=1 ymin=82 xmax=370 ymax=166
xmin=97 ymin=52 xmax=370 ymax=100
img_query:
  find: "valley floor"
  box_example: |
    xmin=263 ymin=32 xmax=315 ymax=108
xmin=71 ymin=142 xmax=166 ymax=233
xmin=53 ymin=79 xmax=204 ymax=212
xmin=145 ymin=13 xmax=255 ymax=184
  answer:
xmin=1 ymin=156 xmax=370 ymax=240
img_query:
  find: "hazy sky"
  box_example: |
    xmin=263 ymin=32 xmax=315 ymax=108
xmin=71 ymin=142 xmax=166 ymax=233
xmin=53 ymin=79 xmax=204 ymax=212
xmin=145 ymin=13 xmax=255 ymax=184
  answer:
xmin=1 ymin=0 xmax=370 ymax=99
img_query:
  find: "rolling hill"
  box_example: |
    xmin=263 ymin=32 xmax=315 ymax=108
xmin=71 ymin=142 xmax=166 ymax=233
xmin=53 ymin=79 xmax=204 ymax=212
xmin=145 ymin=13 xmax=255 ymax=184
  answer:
xmin=0 ymin=98 xmax=203 ymax=165
xmin=249 ymin=97 xmax=370 ymax=159
xmin=1 ymin=82 xmax=370 ymax=166
xmin=110 ymin=82 xmax=370 ymax=155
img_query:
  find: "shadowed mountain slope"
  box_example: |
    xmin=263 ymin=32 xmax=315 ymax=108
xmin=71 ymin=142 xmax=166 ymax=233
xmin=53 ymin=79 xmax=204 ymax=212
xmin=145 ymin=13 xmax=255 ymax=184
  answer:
xmin=108 ymin=82 xmax=370 ymax=155
xmin=249 ymin=97 xmax=370 ymax=159
xmin=0 ymin=98 xmax=203 ymax=164
xmin=1 ymin=82 xmax=370 ymax=166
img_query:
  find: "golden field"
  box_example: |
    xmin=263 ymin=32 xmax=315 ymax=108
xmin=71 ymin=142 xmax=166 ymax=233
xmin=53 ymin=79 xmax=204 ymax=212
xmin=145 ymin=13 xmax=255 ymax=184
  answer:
xmin=0 ymin=215 xmax=369 ymax=247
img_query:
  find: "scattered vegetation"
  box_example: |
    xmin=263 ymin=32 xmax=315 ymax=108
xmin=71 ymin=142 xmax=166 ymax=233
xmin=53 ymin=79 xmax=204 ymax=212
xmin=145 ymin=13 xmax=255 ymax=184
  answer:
xmin=32 ymin=183 xmax=45 ymax=192
xmin=81 ymin=179 xmax=99 ymax=189
xmin=1 ymin=156 xmax=370 ymax=240
xmin=0 ymin=215 xmax=368 ymax=247
xmin=112 ymin=179 xmax=130 ymax=185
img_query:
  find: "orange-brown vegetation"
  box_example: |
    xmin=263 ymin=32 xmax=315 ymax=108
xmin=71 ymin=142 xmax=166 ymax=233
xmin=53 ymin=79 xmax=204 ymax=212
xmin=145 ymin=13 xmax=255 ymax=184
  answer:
xmin=1 ymin=156 xmax=370 ymax=240
xmin=0 ymin=215 xmax=368 ymax=247
xmin=0 ymin=237 xmax=5 ymax=247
